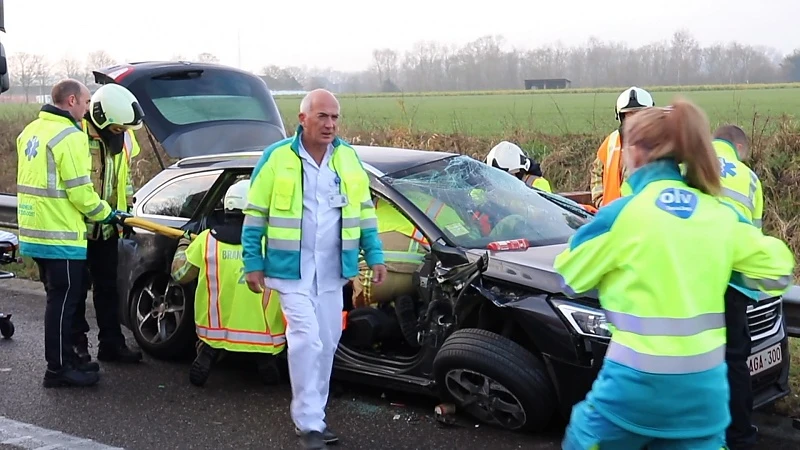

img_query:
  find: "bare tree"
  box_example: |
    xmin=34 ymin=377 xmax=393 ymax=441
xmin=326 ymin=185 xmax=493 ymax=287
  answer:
xmin=371 ymin=48 xmax=399 ymax=86
xmin=59 ymin=57 xmax=83 ymax=80
xmin=9 ymin=52 xmax=36 ymax=102
xmin=86 ymin=50 xmax=118 ymax=70
xmin=30 ymin=55 xmax=51 ymax=99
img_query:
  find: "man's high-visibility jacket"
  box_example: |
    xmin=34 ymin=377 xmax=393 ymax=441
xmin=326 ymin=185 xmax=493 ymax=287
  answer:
xmin=172 ymin=226 xmax=287 ymax=354
xmin=82 ymin=119 xmax=141 ymax=240
xmin=554 ymin=158 xmax=794 ymax=439
xmin=713 ymin=138 xmax=766 ymax=301
xmin=713 ymin=139 xmax=763 ymax=228
xmin=590 ymin=129 xmax=632 ymax=208
xmin=241 ymin=126 xmax=384 ymax=279
xmin=16 ymin=106 xmax=113 ymax=260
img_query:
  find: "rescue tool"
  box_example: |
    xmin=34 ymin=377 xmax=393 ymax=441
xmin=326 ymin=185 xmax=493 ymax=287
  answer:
xmin=119 ymin=215 xmax=197 ymax=240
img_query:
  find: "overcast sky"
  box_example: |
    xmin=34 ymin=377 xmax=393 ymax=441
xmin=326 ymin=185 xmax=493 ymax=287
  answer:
xmin=2 ymin=0 xmax=799 ymax=72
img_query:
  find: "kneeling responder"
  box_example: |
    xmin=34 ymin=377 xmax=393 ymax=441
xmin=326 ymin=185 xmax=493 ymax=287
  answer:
xmin=352 ymin=197 xmax=429 ymax=346
xmin=590 ymin=86 xmax=654 ymax=208
xmin=485 ymin=141 xmax=552 ymax=192
xmin=72 ymin=83 xmax=144 ymax=366
xmin=171 ymin=179 xmax=286 ymax=387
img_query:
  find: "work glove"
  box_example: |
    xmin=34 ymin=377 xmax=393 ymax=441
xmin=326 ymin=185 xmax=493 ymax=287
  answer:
xmin=527 ymin=157 xmax=543 ymax=177
xmin=101 ymin=209 xmax=133 ymax=226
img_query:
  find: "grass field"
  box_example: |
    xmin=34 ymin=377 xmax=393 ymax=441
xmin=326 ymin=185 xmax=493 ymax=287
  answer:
xmin=271 ymin=84 xmax=800 ymax=136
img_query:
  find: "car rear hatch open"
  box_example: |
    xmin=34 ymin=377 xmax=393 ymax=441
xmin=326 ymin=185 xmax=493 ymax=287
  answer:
xmin=93 ymin=62 xmax=287 ymax=159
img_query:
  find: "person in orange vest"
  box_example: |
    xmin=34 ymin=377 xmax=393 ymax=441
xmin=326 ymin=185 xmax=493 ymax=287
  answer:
xmin=590 ymin=86 xmax=655 ymax=208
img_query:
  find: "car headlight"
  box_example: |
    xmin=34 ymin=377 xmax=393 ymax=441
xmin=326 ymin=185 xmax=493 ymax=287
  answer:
xmin=551 ymin=300 xmax=612 ymax=339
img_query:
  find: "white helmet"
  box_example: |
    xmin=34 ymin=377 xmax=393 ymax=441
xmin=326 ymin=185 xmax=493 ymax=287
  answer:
xmin=90 ymin=84 xmax=145 ymax=131
xmin=224 ymin=179 xmax=250 ymax=212
xmin=615 ymin=86 xmax=654 ymax=122
xmin=485 ymin=141 xmax=529 ymax=174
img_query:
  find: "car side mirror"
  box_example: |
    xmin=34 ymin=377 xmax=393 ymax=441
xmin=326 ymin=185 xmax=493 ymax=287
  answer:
xmin=430 ymin=240 xmax=470 ymax=268
xmin=0 ymin=42 xmax=8 ymax=94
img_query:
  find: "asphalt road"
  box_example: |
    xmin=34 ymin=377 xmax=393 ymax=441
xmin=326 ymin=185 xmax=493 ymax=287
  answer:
xmin=1 ymin=277 xmax=799 ymax=450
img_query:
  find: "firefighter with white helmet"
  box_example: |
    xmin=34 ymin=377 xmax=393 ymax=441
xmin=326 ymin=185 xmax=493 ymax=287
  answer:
xmin=485 ymin=141 xmax=552 ymax=192
xmin=589 ymin=86 xmax=655 ymax=208
xmin=171 ymin=179 xmax=286 ymax=387
xmin=71 ymin=83 xmax=145 ymax=367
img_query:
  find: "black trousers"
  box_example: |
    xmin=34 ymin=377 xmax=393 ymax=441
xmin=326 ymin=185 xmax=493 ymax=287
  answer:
xmin=34 ymin=258 xmax=87 ymax=371
xmin=71 ymin=235 xmax=125 ymax=349
xmin=725 ymin=286 xmax=756 ymax=450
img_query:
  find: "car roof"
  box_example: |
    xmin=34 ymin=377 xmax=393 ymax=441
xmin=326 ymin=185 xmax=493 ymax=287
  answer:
xmin=171 ymin=145 xmax=459 ymax=176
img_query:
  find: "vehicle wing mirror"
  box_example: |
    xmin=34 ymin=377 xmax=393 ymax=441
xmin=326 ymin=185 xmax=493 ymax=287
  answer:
xmin=0 ymin=42 xmax=8 ymax=94
xmin=430 ymin=240 xmax=470 ymax=267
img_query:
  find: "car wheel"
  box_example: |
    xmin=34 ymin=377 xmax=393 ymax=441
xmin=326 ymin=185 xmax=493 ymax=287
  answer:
xmin=129 ymin=273 xmax=196 ymax=360
xmin=433 ymin=328 xmax=556 ymax=432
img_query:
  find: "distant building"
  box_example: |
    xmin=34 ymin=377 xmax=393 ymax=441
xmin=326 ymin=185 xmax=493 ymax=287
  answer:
xmin=524 ymin=78 xmax=572 ymax=90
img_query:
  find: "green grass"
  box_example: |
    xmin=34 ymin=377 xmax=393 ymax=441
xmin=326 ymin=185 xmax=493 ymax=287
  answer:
xmin=273 ymin=85 xmax=800 ymax=136
xmin=4 ymin=83 xmax=800 ymax=137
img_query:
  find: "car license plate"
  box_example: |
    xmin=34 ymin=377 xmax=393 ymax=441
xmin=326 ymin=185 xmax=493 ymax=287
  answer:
xmin=748 ymin=343 xmax=782 ymax=376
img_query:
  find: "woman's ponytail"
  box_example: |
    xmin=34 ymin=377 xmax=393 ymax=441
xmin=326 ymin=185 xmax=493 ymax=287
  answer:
xmin=669 ymin=98 xmax=721 ymax=196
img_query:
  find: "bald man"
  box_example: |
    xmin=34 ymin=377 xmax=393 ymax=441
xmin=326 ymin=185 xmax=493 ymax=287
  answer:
xmin=242 ymin=89 xmax=386 ymax=449
xmin=17 ymin=79 xmax=120 ymax=387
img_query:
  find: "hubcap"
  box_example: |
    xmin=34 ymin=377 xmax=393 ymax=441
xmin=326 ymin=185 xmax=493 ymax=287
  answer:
xmin=135 ymin=278 xmax=186 ymax=345
xmin=444 ymin=368 xmax=527 ymax=430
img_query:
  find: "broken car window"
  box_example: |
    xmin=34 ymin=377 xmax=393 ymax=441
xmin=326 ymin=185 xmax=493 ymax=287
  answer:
xmin=383 ymin=155 xmax=589 ymax=249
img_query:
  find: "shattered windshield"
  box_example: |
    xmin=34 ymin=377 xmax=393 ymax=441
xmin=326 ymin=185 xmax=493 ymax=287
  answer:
xmin=383 ymin=155 xmax=590 ymax=249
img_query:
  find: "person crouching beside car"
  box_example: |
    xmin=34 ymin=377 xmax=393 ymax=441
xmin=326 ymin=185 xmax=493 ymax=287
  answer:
xmin=170 ymin=179 xmax=286 ymax=387
xmin=554 ymin=98 xmax=795 ymax=449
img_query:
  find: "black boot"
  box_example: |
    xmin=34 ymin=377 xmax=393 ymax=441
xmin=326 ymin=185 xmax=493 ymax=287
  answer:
xmin=189 ymin=342 xmax=220 ymax=387
xmin=73 ymin=333 xmax=92 ymax=364
xmin=43 ymin=366 xmax=100 ymax=388
xmin=256 ymin=354 xmax=280 ymax=385
xmin=97 ymin=342 xmax=143 ymax=363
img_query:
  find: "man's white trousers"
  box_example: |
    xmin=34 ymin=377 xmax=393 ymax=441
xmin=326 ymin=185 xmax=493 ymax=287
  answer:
xmin=279 ymin=288 xmax=344 ymax=433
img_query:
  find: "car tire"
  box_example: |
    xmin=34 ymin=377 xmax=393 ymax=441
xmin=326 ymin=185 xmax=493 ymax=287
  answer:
xmin=433 ymin=328 xmax=556 ymax=432
xmin=129 ymin=273 xmax=196 ymax=360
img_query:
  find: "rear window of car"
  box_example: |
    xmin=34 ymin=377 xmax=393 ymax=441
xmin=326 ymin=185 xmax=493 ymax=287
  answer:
xmin=144 ymin=69 xmax=281 ymax=126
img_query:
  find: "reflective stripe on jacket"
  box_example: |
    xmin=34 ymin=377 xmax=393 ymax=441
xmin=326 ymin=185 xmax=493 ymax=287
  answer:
xmin=554 ymin=159 xmax=794 ymax=438
xmin=17 ymin=107 xmax=112 ymax=260
xmin=183 ymin=229 xmax=286 ymax=353
xmin=241 ymin=126 xmax=384 ymax=278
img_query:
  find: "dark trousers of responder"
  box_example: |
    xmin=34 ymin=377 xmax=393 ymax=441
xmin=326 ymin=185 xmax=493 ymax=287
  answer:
xmin=34 ymin=257 xmax=87 ymax=371
xmin=725 ymin=286 xmax=756 ymax=450
xmin=72 ymin=235 xmax=126 ymax=349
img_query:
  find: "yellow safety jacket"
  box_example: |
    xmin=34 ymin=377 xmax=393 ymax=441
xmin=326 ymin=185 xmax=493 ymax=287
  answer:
xmin=555 ymin=158 xmax=794 ymax=438
xmin=181 ymin=228 xmax=287 ymax=354
xmin=520 ymin=174 xmax=552 ymax=192
xmin=16 ymin=106 xmax=113 ymax=260
xmin=713 ymin=139 xmax=763 ymax=228
xmin=82 ymin=119 xmax=141 ymax=239
xmin=242 ymin=126 xmax=384 ymax=278
xmin=371 ymin=198 xmax=429 ymax=272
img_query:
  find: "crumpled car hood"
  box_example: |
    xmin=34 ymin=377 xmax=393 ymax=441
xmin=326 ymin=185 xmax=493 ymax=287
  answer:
xmin=465 ymin=243 xmax=597 ymax=298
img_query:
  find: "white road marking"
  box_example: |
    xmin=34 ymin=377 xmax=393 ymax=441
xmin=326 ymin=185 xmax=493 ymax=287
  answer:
xmin=0 ymin=416 xmax=124 ymax=449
